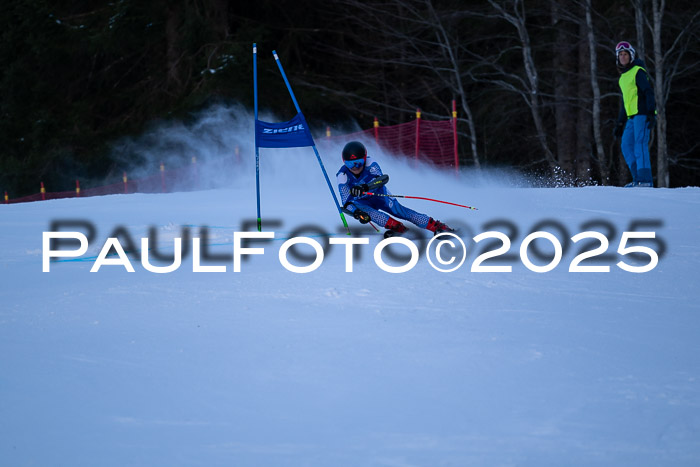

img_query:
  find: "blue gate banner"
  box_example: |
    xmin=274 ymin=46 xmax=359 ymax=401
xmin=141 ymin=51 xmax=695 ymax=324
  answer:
xmin=255 ymin=112 xmax=314 ymax=148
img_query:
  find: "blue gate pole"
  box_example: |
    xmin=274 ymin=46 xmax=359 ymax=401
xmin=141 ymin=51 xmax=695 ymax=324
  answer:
xmin=272 ymin=50 xmax=350 ymax=234
xmin=253 ymin=44 xmax=262 ymax=232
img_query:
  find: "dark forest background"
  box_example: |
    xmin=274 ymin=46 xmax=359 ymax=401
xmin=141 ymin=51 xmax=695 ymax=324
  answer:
xmin=2 ymin=0 xmax=699 ymax=196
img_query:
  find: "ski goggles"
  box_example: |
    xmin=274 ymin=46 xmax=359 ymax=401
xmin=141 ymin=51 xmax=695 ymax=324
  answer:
xmin=344 ymin=159 xmax=365 ymax=170
xmin=615 ymin=41 xmax=632 ymax=53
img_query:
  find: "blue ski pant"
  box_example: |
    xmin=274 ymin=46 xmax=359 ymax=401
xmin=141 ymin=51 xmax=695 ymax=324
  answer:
xmin=621 ymin=115 xmax=653 ymax=184
xmin=352 ymin=195 xmax=430 ymax=228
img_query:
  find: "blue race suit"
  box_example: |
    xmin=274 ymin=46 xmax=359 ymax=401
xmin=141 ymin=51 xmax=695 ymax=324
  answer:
xmin=337 ymin=156 xmax=430 ymax=228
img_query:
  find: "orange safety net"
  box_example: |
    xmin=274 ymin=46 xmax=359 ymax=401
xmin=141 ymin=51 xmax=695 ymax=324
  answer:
xmin=4 ymin=113 xmax=457 ymax=204
xmin=323 ymin=118 xmax=457 ymax=168
xmin=5 ymin=165 xmax=202 ymax=204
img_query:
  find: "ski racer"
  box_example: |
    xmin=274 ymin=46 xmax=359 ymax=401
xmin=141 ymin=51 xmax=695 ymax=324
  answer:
xmin=337 ymin=141 xmax=454 ymax=237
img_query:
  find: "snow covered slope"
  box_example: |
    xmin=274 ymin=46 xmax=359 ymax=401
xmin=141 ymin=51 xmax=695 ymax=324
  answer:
xmin=2 ymin=149 xmax=700 ymax=466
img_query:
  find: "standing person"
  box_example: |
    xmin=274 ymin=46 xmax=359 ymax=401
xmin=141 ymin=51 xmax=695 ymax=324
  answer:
xmin=337 ymin=141 xmax=454 ymax=237
xmin=613 ymin=41 xmax=656 ymax=187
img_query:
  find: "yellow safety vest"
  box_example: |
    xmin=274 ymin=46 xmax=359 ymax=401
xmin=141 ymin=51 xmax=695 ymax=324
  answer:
xmin=619 ymin=65 xmax=646 ymax=118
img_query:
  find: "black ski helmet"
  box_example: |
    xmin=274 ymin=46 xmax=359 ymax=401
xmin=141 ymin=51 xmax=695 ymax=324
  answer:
xmin=342 ymin=141 xmax=367 ymax=165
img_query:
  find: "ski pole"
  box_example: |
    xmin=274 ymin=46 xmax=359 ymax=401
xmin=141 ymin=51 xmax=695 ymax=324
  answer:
xmin=359 ymin=192 xmax=477 ymax=210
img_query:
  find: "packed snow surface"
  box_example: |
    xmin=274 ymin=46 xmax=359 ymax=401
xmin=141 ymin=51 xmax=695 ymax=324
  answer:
xmin=2 ymin=147 xmax=700 ymax=466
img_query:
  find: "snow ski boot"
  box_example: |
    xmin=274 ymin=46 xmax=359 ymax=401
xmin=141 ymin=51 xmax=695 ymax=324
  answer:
xmin=426 ymin=218 xmax=455 ymax=236
xmin=384 ymin=218 xmax=408 ymax=239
